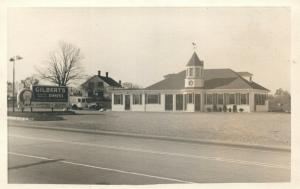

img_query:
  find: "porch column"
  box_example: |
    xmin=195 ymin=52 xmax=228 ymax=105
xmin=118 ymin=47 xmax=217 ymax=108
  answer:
xmin=183 ymin=93 xmax=185 ymax=111
xmin=111 ymin=93 xmax=114 ymax=111
xmin=172 ymin=94 xmax=176 ymax=112
xmin=249 ymin=92 xmax=255 ymax=112
xmin=201 ymin=92 xmax=205 ymax=112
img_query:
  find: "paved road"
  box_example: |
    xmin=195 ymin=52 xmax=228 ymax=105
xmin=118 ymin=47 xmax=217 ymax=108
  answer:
xmin=8 ymin=124 xmax=290 ymax=184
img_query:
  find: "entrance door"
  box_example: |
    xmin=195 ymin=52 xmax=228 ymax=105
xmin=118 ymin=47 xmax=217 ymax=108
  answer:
xmin=176 ymin=94 xmax=183 ymax=111
xmin=195 ymin=94 xmax=201 ymax=111
xmin=165 ymin=94 xmax=173 ymax=111
xmin=125 ymin=95 xmax=130 ymax=110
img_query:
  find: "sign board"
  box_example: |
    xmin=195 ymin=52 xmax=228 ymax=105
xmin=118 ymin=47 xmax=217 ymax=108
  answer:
xmin=17 ymin=89 xmax=33 ymax=108
xmin=32 ymin=85 xmax=68 ymax=102
xmin=17 ymin=85 xmax=69 ymax=109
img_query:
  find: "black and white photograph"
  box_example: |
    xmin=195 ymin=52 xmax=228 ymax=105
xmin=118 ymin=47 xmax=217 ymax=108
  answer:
xmin=1 ymin=1 xmax=300 ymax=188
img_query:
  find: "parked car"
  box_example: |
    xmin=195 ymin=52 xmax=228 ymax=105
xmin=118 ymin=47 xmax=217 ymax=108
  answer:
xmin=88 ymin=102 xmax=102 ymax=110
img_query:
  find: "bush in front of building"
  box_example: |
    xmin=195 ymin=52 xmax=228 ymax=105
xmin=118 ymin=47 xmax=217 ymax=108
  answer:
xmin=228 ymin=107 xmax=232 ymax=112
xmin=218 ymin=107 xmax=222 ymax=112
xmin=206 ymin=107 xmax=212 ymax=112
xmin=239 ymin=108 xmax=244 ymax=112
xmin=233 ymin=105 xmax=237 ymax=112
xmin=223 ymin=105 xmax=227 ymax=112
xmin=213 ymin=105 xmax=218 ymax=112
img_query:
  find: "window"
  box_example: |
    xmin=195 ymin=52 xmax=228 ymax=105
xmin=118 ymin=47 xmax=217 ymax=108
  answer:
xmin=82 ymin=98 xmax=86 ymax=103
xmin=255 ymin=94 xmax=266 ymax=105
xmin=195 ymin=68 xmax=200 ymax=77
xmin=236 ymin=93 xmax=241 ymax=105
xmin=114 ymin=94 xmax=123 ymax=105
xmin=189 ymin=68 xmax=193 ymax=77
xmin=224 ymin=93 xmax=229 ymax=105
xmin=96 ymin=91 xmax=104 ymax=97
xmin=165 ymin=94 xmax=173 ymax=111
xmin=133 ymin=94 xmax=142 ymax=105
xmin=78 ymin=98 xmax=81 ymax=103
xmin=188 ymin=93 xmax=193 ymax=103
xmin=229 ymin=94 xmax=235 ymax=104
xmin=217 ymin=94 xmax=223 ymax=105
xmin=146 ymin=94 xmax=160 ymax=104
xmin=98 ymin=82 xmax=104 ymax=87
xmin=212 ymin=93 xmax=217 ymax=105
xmin=241 ymin=93 xmax=249 ymax=105
xmin=206 ymin=94 xmax=213 ymax=105
xmin=88 ymin=82 xmax=94 ymax=89
xmin=176 ymin=94 xmax=184 ymax=110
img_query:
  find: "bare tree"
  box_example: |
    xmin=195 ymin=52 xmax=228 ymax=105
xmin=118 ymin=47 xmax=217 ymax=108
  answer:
xmin=20 ymin=75 xmax=39 ymax=89
xmin=37 ymin=41 xmax=85 ymax=86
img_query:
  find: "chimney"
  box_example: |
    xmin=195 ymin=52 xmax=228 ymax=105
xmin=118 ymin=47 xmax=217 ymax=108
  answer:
xmin=249 ymin=76 xmax=252 ymax=82
xmin=106 ymin=72 xmax=108 ymax=78
xmin=98 ymin=70 xmax=101 ymax=76
xmin=119 ymin=80 xmax=122 ymax=85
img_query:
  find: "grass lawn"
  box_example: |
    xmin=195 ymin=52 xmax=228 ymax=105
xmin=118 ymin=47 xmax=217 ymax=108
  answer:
xmin=7 ymin=111 xmax=75 ymax=121
xmin=8 ymin=111 xmax=290 ymax=147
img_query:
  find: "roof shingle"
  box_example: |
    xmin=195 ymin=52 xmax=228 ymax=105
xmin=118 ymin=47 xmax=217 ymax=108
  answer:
xmin=81 ymin=75 xmax=122 ymax=88
xmin=186 ymin=52 xmax=204 ymax=66
xmin=145 ymin=69 xmax=269 ymax=91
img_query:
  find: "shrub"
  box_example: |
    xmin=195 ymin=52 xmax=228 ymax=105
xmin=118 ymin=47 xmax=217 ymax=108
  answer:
xmin=233 ymin=105 xmax=237 ymax=112
xmin=206 ymin=107 xmax=212 ymax=112
xmin=239 ymin=108 xmax=244 ymax=112
xmin=218 ymin=107 xmax=222 ymax=112
xmin=223 ymin=105 xmax=227 ymax=112
xmin=213 ymin=105 xmax=218 ymax=112
xmin=228 ymin=107 xmax=232 ymax=112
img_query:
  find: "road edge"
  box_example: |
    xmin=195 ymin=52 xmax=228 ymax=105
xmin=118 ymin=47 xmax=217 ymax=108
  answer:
xmin=8 ymin=122 xmax=291 ymax=152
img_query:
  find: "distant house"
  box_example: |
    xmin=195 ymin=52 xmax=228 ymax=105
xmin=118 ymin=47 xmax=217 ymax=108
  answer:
xmin=80 ymin=71 xmax=122 ymax=101
xmin=111 ymin=52 xmax=270 ymax=112
xmin=69 ymin=87 xmax=82 ymax=96
xmin=122 ymin=82 xmax=133 ymax=89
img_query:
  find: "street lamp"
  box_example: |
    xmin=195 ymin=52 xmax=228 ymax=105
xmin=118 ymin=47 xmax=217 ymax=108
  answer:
xmin=9 ymin=55 xmax=23 ymax=112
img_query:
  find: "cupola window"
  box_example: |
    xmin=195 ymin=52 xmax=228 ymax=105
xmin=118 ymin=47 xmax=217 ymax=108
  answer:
xmin=189 ymin=68 xmax=193 ymax=77
xmin=195 ymin=67 xmax=200 ymax=77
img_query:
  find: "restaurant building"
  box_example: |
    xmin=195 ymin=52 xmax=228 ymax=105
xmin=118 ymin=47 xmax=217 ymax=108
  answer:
xmin=111 ymin=52 xmax=269 ymax=112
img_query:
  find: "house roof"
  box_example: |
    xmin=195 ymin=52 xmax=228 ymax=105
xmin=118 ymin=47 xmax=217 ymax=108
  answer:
xmin=81 ymin=75 xmax=122 ymax=88
xmin=145 ymin=68 xmax=269 ymax=91
xmin=186 ymin=52 xmax=204 ymax=66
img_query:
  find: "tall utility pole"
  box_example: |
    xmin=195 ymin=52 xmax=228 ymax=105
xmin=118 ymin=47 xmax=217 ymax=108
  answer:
xmin=9 ymin=55 xmax=23 ymax=112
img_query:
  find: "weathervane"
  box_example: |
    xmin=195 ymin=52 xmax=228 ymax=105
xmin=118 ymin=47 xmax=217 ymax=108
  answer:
xmin=192 ymin=42 xmax=197 ymax=51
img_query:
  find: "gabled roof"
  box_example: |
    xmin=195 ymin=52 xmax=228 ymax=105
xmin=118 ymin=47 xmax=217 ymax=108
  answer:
xmin=99 ymin=75 xmax=121 ymax=87
xmin=81 ymin=75 xmax=122 ymax=88
xmin=186 ymin=52 xmax=204 ymax=66
xmin=145 ymin=68 xmax=269 ymax=91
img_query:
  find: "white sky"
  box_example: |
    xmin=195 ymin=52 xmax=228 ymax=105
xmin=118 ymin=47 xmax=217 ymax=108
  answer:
xmin=7 ymin=7 xmax=290 ymax=93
